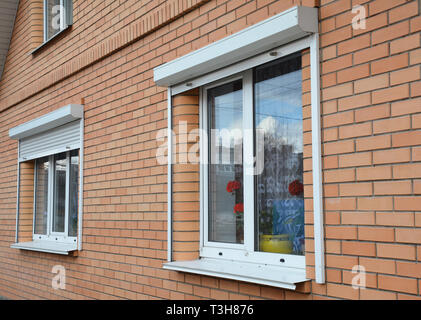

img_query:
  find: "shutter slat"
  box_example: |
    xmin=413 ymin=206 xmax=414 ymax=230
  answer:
xmin=19 ymin=120 xmax=81 ymax=161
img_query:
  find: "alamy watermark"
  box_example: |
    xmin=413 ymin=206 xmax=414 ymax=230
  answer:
xmin=352 ymin=5 xmax=367 ymax=30
xmin=156 ymin=121 xmax=266 ymax=176
xmin=51 ymin=265 xmax=66 ymax=290
xmin=352 ymin=265 xmax=366 ymax=290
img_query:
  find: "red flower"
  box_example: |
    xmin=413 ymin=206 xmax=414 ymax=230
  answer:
xmin=232 ymin=180 xmax=241 ymax=190
xmin=288 ymin=179 xmax=304 ymax=196
xmin=234 ymin=203 xmax=244 ymax=214
xmin=226 ymin=181 xmax=234 ymax=193
xmin=226 ymin=180 xmax=241 ymax=193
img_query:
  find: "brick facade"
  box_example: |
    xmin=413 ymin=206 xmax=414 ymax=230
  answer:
xmin=0 ymin=0 xmax=420 ymax=300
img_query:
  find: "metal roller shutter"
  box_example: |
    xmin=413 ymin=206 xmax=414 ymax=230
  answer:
xmin=19 ymin=120 xmax=81 ymax=162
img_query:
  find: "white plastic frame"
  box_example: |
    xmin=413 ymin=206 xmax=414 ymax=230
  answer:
xmin=32 ymin=151 xmax=78 ymax=245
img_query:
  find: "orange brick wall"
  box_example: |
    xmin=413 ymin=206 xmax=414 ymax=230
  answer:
xmin=0 ymin=0 xmax=420 ymax=300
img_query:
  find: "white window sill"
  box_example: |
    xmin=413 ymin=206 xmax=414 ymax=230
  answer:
xmin=11 ymin=241 xmax=77 ymax=255
xmin=163 ymin=258 xmax=308 ymax=290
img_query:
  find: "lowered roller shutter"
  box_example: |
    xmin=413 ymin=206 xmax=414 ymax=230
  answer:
xmin=19 ymin=120 xmax=81 ymax=162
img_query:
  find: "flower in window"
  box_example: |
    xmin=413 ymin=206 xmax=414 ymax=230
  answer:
xmin=226 ymin=180 xmax=241 ymax=193
xmin=233 ymin=203 xmax=244 ymax=214
xmin=288 ymin=179 xmax=304 ymax=196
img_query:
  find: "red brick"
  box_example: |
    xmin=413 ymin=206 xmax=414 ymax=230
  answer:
xmin=373 ymin=116 xmax=411 ymax=134
xmin=321 ymin=26 xmax=352 ymax=47
xmin=371 ymin=53 xmax=409 ymax=76
xmin=358 ymin=226 xmax=395 ymax=241
xmin=324 ymin=197 xmax=357 ymax=211
xmin=356 ymin=135 xmax=391 ymax=152
xmin=391 ymin=98 xmax=421 ymax=116
xmin=323 ymin=110 xmax=354 ymax=128
xmin=355 ymin=104 xmax=390 ymax=123
xmin=378 ymin=275 xmax=418 ymax=294
xmin=360 ymin=289 xmax=397 ymax=300
xmin=390 ymin=66 xmax=421 ymax=86
xmin=341 ymin=211 xmax=375 ymax=225
xmin=337 ymin=64 xmax=370 ymax=83
xmin=373 ymin=148 xmax=411 ymax=164
xmin=373 ymin=180 xmax=412 ymax=195
xmin=376 ymin=212 xmax=414 ymax=227
xmin=339 ymin=122 xmax=372 ymax=139
xmin=359 ymin=257 xmax=396 ymax=274
xmin=356 ymin=166 xmax=392 ymax=181
xmin=324 ymin=168 xmax=355 ymax=183
xmin=369 ymin=0 xmax=408 ymax=16
xmin=339 ymin=152 xmax=372 ymax=168
xmin=325 ymin=226 xmax=358 ymax=240
xmin=337 ymin=34 xmax=370 ymax=55
xmin=354 ymin=73 xmax=389 ymax=94
xmin=354 ymin=43 xmax=389 ymax=64
xmin=322 ymin=83 xmax=354 ymax=101
xmin=390 ymin=34 xmax=421 ymax=55
xmin=388 ymin=1 xmax=419 ymax=24
xmin=377 ymin=243 xmax=416 ymax=260
xmin=395 ymin=197 xmax=421 ymax=212
xmin=326 ymin=254 xmax=359 ymax=270
xmin=396 ymin=228 xmax=421 ymax=244
xmin=410 ymin=48 xmax=421 ymax=65
xmin=396 ymin=261 xmax=421 ymax=278
xmin=323 ymin=139 xmax=355 ymax=155
xmin=323 ymin=54 xmax=353 ymax=74
xmin=371 ymin=21 xmax=410 ymax=45
xmin=321 ymin=0 xmax=351 ymax=19
xmin=338 ymin=93 xmax=371 ymax=112
xmin=393 ymin=163 xmax=421 ymax=179
xmin=392 ymin=131 xmax=421 ymax=147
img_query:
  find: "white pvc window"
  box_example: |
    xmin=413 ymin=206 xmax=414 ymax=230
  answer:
xmin=33 ymin=150 xmax=79 ymax=244
xmin=200 ymin=51 xmax=306 ymax=270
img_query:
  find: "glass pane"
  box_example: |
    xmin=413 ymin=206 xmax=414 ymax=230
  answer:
xmin=254 ymin=53 xmax=304 ymax=255
xmin=46 ymin=0 xmax=62 ymax=40
xmin=53 ymin=153 xmax=66 ymax=233
xmin=68 ymin=150 xmax=79 ymax=237
xmin=208 ymin=79 xmax=244 ymax=244
xmin=34 ymin=158 xmax=49 ymax=235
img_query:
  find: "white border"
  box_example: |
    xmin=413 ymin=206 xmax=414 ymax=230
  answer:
xmin=310 ymin=33 xmax=325 ymax=284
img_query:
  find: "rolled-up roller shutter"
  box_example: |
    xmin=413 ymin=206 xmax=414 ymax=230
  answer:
xmin=9 ymin=104 xmax=83 ymax=162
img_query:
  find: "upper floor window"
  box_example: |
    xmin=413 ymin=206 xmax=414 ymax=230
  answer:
xmin=43 ymin=0 xmax=73 ymax=42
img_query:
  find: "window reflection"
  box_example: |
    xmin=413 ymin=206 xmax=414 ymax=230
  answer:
xmin=208 ymin=80 xmax=244 ymax=244
xmin=254 ymin=54 xmax=304 ymax=255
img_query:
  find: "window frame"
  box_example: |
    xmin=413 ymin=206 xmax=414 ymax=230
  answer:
xmin=199 ymin=63 xmax=306 ymax=269
xmin=43 ymin=0 xmax=69 ymax=43
xmin=32 ymin=150 xmax=78 ymax=245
